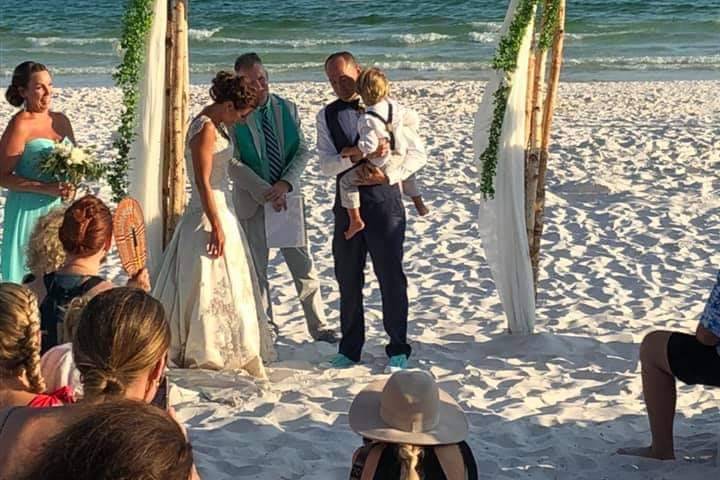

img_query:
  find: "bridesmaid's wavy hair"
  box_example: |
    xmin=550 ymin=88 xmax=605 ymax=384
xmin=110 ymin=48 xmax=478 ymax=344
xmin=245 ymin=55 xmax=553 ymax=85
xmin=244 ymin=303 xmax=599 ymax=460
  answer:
xmin=19 ymin=400 xmax=194 ymax=480
xmin=59 ymin=195 xmax=113 ymax=258
xmin=209 ymin=71 xmax=258 ymax=110
xmin=0 ymin=283 xmax=46 ymax=394
xmin=73 ymin=288 xmax=170 ymax=402
xmin=5 ymin=61 xmax=48 ymax=107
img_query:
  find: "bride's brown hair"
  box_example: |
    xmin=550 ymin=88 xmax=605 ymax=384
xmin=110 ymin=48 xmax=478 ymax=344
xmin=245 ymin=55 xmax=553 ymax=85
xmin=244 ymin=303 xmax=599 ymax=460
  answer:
xmin=210 ymin=71 xmax=259 ymax=110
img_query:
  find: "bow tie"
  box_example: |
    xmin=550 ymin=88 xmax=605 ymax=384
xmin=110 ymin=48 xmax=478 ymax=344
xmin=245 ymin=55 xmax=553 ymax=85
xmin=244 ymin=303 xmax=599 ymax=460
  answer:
xmin=338 ymin=98 xmax=364 ymax=112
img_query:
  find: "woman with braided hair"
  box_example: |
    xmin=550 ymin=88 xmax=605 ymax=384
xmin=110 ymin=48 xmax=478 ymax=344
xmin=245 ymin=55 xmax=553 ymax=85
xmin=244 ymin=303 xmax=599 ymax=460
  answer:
xmin=347 ymin=370 xmax=478 ymax=480
xmin=0 ymin=283 xmax=73 ymax=409
xmin=0 ymin=288 xmax=201 ymax=479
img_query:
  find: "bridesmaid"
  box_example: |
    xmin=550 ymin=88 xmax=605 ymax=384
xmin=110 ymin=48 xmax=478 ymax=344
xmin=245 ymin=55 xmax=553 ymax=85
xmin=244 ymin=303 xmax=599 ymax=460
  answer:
xmin=0 ymin=62 xmax=75 ymax=282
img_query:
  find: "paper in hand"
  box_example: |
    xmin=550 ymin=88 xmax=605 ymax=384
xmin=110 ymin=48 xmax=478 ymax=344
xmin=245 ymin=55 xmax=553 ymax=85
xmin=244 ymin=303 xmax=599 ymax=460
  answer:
xmin=264 ymin=194 xmax=306 ymax=249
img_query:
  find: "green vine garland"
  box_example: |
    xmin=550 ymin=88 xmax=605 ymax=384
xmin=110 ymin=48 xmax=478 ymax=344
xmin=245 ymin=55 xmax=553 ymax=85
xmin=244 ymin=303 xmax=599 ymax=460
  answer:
xmin=539 ymin=0 xmax=562 ymax=51
xmin=479 ymin=0 xmax=561 ymax=199
xmin=108 ymin=0 xmax=154 ymax=202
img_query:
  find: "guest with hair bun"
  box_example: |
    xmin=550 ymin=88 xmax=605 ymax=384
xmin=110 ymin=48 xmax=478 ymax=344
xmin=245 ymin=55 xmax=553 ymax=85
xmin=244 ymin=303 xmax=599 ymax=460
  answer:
xmin=72 ymin=288 xmax=169 ymax=403
xmin=1 ymin=61 xmax=76 ymax=283
xmin=39 ymin=194 xmax=150 ymax=354
xmin=0 ymin=283 xmax=74 ymax=409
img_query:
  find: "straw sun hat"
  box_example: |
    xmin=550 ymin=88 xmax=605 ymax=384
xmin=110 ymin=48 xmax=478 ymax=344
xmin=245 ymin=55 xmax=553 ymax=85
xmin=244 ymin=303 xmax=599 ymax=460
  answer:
xmin=349 ymin=370 xmax=468 ymax=446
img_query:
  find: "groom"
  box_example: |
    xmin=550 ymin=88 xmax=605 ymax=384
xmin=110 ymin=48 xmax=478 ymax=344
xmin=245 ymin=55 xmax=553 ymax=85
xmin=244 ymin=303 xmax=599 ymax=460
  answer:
xmin=229 ymin=52 xmax=336 ymax=343
xmin=316 ymin=52 xmax=427 ymax=371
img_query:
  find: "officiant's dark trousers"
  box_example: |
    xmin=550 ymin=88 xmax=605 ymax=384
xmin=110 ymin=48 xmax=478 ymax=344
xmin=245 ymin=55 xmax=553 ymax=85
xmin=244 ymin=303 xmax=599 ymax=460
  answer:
xmin=332 ymin=182 xmax=411 ymax=363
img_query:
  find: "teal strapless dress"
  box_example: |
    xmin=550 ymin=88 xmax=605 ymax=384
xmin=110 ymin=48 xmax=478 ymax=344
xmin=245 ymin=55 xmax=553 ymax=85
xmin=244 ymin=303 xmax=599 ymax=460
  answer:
xmin=1 ymin=139 xmax=62 ymax=282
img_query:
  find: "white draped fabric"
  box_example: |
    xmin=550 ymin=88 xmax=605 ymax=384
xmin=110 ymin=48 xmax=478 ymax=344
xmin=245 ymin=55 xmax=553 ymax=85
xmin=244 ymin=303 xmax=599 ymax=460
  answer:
xmin=128 ymin=0 xmax=167 ymax=274
xmin=473 ymin=0 xmax=536 ymax=334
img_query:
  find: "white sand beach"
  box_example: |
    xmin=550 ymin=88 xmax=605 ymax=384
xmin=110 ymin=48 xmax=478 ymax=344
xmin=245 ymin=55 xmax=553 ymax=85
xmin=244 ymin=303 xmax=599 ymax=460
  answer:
xmin=1 ymin=79 xmax=719 ymax=479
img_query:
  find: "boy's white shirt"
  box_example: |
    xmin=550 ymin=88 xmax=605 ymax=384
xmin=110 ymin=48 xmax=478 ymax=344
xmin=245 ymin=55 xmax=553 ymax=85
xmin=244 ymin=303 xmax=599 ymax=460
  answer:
xmin=357 ymin=99 xmax=394 ymax=165
xmin=315 ymin=97 xmax=427 ymax=183
xmin=356 ymin=98 xmax=426 ymax=185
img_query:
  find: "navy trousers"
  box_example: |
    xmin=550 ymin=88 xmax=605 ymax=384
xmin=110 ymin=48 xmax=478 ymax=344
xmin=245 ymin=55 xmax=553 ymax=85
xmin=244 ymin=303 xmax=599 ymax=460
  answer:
xmin=332 ymin=182 xmax=411 ymax=362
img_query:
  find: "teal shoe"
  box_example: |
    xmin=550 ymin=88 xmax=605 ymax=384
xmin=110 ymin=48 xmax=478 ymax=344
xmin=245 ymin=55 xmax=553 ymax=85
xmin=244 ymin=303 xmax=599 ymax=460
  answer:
xmin=328 ymin=353 xmax=357 ymax=369
xmin=384 ymin=354 xmax=408 ymax=373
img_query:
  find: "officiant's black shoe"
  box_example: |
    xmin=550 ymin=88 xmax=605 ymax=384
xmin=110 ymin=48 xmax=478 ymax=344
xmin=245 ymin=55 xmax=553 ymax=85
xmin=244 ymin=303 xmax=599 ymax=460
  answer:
xmin=313 ymin=329 xmax=338 ymax=344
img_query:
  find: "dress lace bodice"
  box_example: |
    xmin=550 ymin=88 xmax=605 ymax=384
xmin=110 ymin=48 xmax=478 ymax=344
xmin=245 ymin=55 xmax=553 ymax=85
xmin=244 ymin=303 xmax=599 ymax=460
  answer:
xmin=186 ymin=115 xmax=234 ymax=210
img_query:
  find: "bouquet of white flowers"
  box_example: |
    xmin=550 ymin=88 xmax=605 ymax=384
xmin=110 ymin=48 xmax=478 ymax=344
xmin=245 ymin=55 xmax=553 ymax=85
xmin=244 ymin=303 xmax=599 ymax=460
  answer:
xmin=39 ymin=141 xmax=105 ymax=188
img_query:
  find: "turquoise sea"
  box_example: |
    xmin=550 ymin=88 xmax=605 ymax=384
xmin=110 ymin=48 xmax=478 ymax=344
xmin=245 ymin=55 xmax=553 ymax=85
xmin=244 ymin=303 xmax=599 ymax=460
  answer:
xmin=0 ymin=0 xmax=718 ymax=86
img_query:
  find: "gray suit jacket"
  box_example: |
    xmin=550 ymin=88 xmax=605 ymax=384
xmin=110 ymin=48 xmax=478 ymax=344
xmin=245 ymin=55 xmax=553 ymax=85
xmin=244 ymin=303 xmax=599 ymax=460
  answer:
xmin=229 ymin=94 xmax=308 ymax=220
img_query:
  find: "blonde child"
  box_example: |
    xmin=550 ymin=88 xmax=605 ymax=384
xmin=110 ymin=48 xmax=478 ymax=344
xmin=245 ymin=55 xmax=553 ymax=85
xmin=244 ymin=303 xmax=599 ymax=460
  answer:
xmin=339 ymin=67 xmax=428 ymax=240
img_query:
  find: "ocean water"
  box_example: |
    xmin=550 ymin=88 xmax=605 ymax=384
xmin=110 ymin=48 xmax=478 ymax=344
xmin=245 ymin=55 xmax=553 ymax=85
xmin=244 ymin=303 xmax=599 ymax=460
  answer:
xmin=0 ymin=0 xmax=718 ymax=87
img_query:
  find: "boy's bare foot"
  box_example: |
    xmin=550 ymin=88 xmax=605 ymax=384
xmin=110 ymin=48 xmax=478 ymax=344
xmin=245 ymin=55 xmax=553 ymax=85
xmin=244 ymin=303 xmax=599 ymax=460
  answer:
xmin=616 ymin=446 xmax=675 ymax=460
xmin=344 ymin=220 xmax=366 ymax=240
xmin=415 ymin=202 xmax=430 ymax=217
xmin=412 ymin=196 xmax=429 ymax=216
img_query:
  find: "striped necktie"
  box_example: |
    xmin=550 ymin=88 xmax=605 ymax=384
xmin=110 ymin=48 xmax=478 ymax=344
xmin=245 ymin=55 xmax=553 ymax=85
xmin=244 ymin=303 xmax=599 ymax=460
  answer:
xmin=261 ymin=108 xmax=283 ymax=183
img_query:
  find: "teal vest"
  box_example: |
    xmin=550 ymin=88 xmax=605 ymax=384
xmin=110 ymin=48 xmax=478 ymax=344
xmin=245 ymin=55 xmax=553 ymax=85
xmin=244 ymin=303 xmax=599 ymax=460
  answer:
xmin=234 ymin=95 xmax=300 ymax=182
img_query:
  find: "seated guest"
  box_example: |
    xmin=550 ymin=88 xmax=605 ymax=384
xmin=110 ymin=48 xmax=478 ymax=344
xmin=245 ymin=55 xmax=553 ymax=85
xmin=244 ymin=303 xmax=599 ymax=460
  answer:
xmin=17 ymin=400 xmax=195 ymax=480
xmin=0 ymin=288 xmax=173 ymax=478
xmin=619 ymin=270 xmax=720 ymax=460
xmin=22 ymin=207 xmax=66 ymax=300
xmin=348 ymin=370 xmax=477 ymax=480
xmin=72 ymin=287 xmax=168 ymax=403
xmin=39 ymin=195 xmax=150 ymax=353
xmin=39 ymin=297 xmax=85 ymax=394
xmin=0 ymin=283 xmax=73 ymax=409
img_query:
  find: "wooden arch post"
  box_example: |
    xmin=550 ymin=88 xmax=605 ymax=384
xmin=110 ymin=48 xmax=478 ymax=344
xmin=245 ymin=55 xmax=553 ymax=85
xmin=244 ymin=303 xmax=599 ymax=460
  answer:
xmin=162 ymin=0 xmax=189 ymax=247
xmin=524 ymin=0 xmax=566 ymax=295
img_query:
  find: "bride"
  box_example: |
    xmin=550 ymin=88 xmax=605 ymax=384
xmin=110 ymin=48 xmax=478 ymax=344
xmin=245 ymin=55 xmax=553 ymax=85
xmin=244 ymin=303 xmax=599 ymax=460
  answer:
xmin=153 ymin=71 xmax=274 ymax=378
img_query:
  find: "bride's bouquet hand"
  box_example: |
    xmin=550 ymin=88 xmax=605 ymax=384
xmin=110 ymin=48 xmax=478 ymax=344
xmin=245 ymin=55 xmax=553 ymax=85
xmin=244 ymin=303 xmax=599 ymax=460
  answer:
xmin=207 ymin=223 xmax=225 ymax=258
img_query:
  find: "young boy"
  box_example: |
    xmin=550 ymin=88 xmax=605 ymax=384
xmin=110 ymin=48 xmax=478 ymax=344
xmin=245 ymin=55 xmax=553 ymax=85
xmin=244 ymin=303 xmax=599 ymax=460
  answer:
xmin=339 ymin=67 xmax=429 ymax=240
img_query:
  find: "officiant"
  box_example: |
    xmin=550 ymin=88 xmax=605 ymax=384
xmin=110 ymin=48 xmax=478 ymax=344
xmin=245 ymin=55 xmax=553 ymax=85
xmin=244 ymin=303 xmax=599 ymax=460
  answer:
xmin=229 ymin=53 xmax=337 ymax=344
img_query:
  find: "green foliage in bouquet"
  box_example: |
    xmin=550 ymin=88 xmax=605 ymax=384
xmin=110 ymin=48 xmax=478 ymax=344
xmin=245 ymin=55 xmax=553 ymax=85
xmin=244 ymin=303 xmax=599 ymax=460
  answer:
xmin=39 ymin=142 xmax=105 ymax=187
xmin=108 ymin=0 xmax=154 ymax=202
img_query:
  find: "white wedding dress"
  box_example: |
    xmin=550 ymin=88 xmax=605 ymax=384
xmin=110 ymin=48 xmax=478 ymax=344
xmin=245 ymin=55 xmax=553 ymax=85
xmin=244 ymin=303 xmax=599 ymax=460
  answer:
xmin=152 ymin=115 xmax=276 ymax=377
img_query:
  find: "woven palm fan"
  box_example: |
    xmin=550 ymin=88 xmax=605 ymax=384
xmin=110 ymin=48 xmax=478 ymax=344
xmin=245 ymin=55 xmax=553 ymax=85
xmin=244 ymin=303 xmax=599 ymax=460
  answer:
xmin=113 ymin=197 xmax=147 ymax=277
